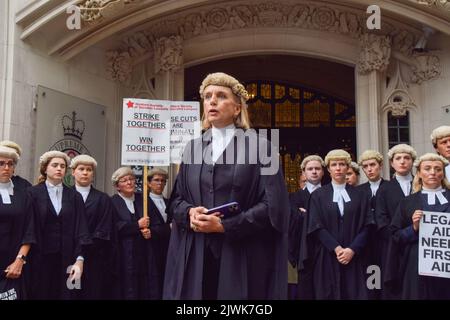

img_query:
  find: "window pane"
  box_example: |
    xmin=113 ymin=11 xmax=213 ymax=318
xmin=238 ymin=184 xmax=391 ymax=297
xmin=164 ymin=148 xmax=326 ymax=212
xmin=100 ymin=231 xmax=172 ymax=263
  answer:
xmin=398 ymin=114 xmax=409 ymax=126
xmin=399 ymin=128 xmax=409 ymax=142
xmin=261 ymin=84 xmax=271 ymax=99
xmin=388 ymin=128 xmax=398 ymax=142
xmin=303 ymin=100 xmax=330 ymax=127
xmin=275 ymin=101 xmax=300 ymax=127
xmin=289 ymin=88 xmax=300 ymax=99
xmin=246 ymin=83 xmax=257 ymax=100
xmin=247 ymin=100 xmax=272 ymax=127
xmin=275 ymin=84 xmax=285 ymax=99
xmin=388 ymin=112 xmax=397 ymax=126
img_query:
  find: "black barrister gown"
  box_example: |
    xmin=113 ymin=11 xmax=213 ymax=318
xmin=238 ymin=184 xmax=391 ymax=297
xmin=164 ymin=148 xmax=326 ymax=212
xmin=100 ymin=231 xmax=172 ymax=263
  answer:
xmin=289 ymin=188 xmax=315 ymax=299
xmin=0 ymin=184 xmax=36 ymax=299
xmin=163 ymin=129 xmax=290 ymax=300
xmin=11 ymin=175 xmax=32 ymax=191
xmin=356 ymin=179 xmax=385 ymax=299
xmin=76 ymin=187 xmax=118 ymax=300
xmin=148 ymin=196 xmax=171 ymax=299
xmin=111 ymin=193 xmax=159 ymax=300
xmin=306 ymin=184 xmax=374 ymax=299
xmin=389 ymin=190 xmax=450 ymax=299
xmin=375 ymin=177 xmax=410 ymax=298
xmin=28 ymin=183 xmax=91 ymax=300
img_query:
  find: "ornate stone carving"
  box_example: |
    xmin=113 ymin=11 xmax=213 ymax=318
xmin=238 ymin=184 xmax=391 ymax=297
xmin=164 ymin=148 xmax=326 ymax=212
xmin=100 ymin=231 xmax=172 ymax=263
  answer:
xmin=382 ymin=63 xmax=416 ymax=117
xmin=79 ymin=0 xmax=142 ymax=23
xmin=154 ymin=36 xmax=183 ymax=74
xmin=408 ymin=0 xmax=450 ymax=10
xmin=410 ymin=52 xmax=441 ymax=84
xmin=106 ymin=51 xmax=132 ymax=82
xmin=106 ymin=1 xmax=420 ymax=82
xmin=358 ymin=33 xmax=391 ymax=74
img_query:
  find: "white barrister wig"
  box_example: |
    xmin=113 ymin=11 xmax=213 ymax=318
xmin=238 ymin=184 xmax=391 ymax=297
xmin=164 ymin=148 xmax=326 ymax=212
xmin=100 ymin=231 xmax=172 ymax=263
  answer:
xmin=358 ymin=149 xmax=383 ymax=165
xmin=349 ymin=161 xmax=360 ymax=175
xmin=0 ymin=140 xmax=22 ymax=157
xmin=0 ymin=145 xmax=19 ymax=163
xmin=39 ymin=151 xmax=70 ymax=167
xmin=414 ymin=152 xmax=449 ymax=169
xmin=430 ymin=125 xmax=450 ymax=146
xmin=111 ymin=166 xmax=134 ymax=186
xmin=199 ymin=72 xmax=250 ymax=107
xmin=324 ymin=149 xmax=352 ymax=167
xmin=300 ymin=155 xmax=325 ymax=171
xmin=387 ymin=144 xmax=417 ymax=161
xmin=70 ymin=154 xmax=98 ymax=169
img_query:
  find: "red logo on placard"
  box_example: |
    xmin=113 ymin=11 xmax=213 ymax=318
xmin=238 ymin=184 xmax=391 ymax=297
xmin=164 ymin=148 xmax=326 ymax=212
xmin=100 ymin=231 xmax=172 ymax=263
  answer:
xmin=127 ymin=100 xmax=134 ymax=108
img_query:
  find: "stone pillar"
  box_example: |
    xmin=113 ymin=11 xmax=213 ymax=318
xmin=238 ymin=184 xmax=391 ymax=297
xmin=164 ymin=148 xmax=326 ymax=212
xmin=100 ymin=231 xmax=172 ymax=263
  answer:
xmin=355 ymin=33 xmax=391 ymax=156
xmin=153 ymin=35 xmax=184 ymax=194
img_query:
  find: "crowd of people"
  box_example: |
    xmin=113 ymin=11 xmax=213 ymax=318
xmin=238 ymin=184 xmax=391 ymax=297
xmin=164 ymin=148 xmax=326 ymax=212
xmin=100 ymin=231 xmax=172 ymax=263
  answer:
xmin=1 ymin=71 xmax=449 ymax=300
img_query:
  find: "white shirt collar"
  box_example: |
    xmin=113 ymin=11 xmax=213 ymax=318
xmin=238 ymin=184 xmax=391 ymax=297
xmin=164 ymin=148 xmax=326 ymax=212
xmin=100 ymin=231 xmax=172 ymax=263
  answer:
xmin=45 ymin=180 xmax=63 ymax=188
xmin=119 ymin=192 xmax=135 ymax=214
xmin=0 ymin=180 xmax=14 ymax=204
xmin=421 ymin=186 xmax=448 ymax=205
xmin=45 ymin=180 xmax=63 ymax=214
xmin=149 ymin=192 xmax=164 ymax=200
xmin=305 ymin=181 xmax=321 ymax=194
xmin=211 ymin=124 xmax=236 ymax=163
xmin=395 ymin=172 xmax=412 ymax=183
xmin=369 ymin=179 xmax=382 ymax=196
xmin=331 ymin=182 xmax=351 ymax=201
xmin=331 ymin=182 xmax=350 ymax=216
xmin=149 ymin=192 xmax=167 ymax=222
xmin=75 ymin=185 xmax=91 ymax=203
xmin=395 ymin=173 xmax=412 ymax=196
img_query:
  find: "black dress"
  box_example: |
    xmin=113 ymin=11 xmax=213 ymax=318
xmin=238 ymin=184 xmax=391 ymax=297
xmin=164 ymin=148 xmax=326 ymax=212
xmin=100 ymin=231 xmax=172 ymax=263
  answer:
xmin=27 ymin=183 xmax=91 ymax=300
xmin=389 ymin=190 xmax=450 ymax=299
xmin=0 ymin=184 xmax=36 ymax=299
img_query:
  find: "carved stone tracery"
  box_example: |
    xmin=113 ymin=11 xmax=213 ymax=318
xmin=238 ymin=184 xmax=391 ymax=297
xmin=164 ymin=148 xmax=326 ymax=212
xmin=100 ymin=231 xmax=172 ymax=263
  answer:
xmin=154 ymin=36 xmax=183 ymax=73
xmin=382 ymin=63 xmax=417 ymax=117
xmin=105 ymin=1 xmax=422 ymax=82
xmin=411 ymin=52 xmax=441 ymax=84
xmin=79 ymin=0 xmax=143 ymax=23
xmin=358 ymin=33 xmax=392 ymax=74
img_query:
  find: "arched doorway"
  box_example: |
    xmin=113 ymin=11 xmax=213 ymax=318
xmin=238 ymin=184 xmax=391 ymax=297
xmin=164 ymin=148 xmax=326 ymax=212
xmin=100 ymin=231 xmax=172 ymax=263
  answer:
xmin=185 ymin=55 xmax=356 ymax=192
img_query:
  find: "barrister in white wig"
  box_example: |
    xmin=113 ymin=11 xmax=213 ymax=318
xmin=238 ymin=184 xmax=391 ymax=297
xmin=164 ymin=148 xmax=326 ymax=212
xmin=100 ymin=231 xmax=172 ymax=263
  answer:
xmin=389 ymin=153 xmax=450 ymax=299
xmin=146 ymin=168 xmax=171 ymax=299
xmin=70 ymin=155 xmax=117 ymax=299
xmin=0 ymin=140 xmax=32 ymax=190
xmin=345 ymin=161 xmax=360 ymax=186
xmin=164 ymin=72 xmax=289 ymax=300
xmin=288 ymin=155 xmax=324 ymax=300
xmin=0 ymin=146 xmax=36 ymax=299
xmin=110 ymin=167 xmax=159 ymax=300
xmin=430 ymin=125 xmax=450 ymax=180
xmin=304 ymin=149 xmax=374 ymax=299
xmin=27 ymin=151 xmax=91 ymax=300
xmin=375 ymin=143 xmax=416 ymax=299
xmin=356 ymin=149 xmax=386 ymax=299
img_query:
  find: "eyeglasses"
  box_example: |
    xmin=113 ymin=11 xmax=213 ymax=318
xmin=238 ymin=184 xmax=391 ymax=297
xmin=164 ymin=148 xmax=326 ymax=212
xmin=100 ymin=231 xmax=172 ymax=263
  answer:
xmin=151 ymin=179 xmax=166 ymax=184
xmin=0 ymin=161 xmax=15 ymax=168
xmin=118 ymin=177 xmax=136 ymax=184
